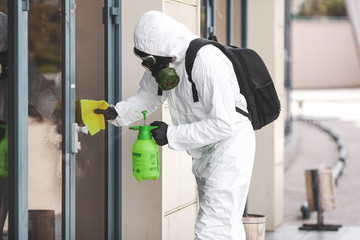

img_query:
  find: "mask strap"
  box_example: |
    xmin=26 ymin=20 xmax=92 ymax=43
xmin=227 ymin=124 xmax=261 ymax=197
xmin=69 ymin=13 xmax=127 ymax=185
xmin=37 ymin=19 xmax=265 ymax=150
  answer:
xmin=157 ymin=87 xmax=163 ymax=96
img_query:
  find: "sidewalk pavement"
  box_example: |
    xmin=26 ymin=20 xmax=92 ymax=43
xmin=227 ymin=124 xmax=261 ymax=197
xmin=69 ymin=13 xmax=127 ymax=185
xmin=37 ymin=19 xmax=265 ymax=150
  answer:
xmin=266 ymin=88 xmax=360 ymax=240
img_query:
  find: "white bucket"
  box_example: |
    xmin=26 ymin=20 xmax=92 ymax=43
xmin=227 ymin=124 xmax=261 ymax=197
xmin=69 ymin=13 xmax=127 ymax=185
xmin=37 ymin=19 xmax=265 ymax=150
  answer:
xmin=242 ymin=214 xmax=266 ymax=240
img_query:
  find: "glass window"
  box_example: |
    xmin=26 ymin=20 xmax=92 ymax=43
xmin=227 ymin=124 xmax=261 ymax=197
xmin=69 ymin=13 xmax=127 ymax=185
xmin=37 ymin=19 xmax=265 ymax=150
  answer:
xmin=28 ymin=1 xmax=62 ymax=239
xmin=1 ymin=1 xmax=108 ymax=238
xmin=75 ymin=0 xmax=106 ymax=239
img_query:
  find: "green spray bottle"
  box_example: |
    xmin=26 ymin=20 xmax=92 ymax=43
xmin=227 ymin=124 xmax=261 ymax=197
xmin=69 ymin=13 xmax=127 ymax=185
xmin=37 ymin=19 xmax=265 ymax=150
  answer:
xmin=0 ymin=124 xmax=8 ymax=178
xmin=130 ymin=111 xmax=159 ymax=182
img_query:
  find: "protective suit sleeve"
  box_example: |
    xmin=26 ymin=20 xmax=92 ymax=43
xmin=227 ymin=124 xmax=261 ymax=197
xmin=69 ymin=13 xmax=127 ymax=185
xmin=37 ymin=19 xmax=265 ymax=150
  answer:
xmin=110 ymin=70 xmax=167 ymax=127
xmin=167 ymin=46 xmax=240 ymax=151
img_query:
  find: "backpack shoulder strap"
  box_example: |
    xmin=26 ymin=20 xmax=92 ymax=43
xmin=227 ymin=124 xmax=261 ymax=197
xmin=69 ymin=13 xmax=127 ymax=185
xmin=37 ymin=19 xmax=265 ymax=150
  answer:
xmin=185 ymin=38 xmax=224 ymax=102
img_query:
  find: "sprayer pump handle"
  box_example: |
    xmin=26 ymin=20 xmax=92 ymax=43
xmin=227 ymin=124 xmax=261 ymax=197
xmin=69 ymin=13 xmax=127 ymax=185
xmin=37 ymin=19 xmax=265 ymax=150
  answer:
xmin=141 ymin=110 xmax=148 ymax=120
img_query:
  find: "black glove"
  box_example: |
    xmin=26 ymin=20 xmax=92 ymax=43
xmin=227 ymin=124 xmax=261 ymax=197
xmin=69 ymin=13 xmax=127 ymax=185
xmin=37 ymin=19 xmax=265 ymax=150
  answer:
xmin=94 ymin=106 xmax=118 ymax=121
xmin=150 ymin=121 xmax=168 ymax=146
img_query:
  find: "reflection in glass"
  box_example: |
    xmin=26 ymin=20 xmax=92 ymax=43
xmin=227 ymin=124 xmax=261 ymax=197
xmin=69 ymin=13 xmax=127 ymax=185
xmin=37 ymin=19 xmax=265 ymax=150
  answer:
xmin=0 ymin=3 xmax=9 ymax=239
xmin=28 ymin=1 xmax=62 ymax=239
xmin=76 ymin=0 xmax=106 ymax=239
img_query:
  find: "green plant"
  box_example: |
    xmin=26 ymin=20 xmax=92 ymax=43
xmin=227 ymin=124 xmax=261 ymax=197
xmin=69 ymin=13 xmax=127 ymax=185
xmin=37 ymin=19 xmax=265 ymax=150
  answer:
xmin=297 ymin=0 xmax=347 ymax=17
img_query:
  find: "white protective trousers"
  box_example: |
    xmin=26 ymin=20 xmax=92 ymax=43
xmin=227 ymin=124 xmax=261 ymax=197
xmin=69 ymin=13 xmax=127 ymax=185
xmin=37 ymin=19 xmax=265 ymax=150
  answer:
xmin=110 ymin=11 xmax=256 ymax=240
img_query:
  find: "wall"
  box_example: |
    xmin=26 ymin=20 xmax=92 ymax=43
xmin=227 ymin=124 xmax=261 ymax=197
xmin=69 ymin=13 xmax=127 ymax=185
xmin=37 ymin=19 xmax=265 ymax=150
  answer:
xmin=121 ymin=1 xmax=200 ymax=239
xmin=121 ymin=0 xmax=287 ymax=236
xmin=121 ymin=1 xmax=163 ymax=239
xmin=162 ymin=2 xmax=199 ymax=239
xmin=247 ymin=0 xmax=285 ymax=231
xmin=216 ymin=0 xmax=241 ymax=46
xmin=292 ymin=19 xmax=360 ymax=89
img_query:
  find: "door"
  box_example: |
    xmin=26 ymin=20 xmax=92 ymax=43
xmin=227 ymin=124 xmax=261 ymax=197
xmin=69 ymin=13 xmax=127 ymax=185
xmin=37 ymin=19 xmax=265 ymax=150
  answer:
xmin=1 ymin=0 xmax=30 ymax=239
xmin=0 ymin=2 xmax=11 ymax=239
xmin=27 ymin=0 xmax=63 ymax=239
xmin=1 ymin=1 xmax=121 ymax=239
xmin=75 ymin=0 xmax=106 ymax=238
xmin=73 ymin=0 xmax=122 ymax=239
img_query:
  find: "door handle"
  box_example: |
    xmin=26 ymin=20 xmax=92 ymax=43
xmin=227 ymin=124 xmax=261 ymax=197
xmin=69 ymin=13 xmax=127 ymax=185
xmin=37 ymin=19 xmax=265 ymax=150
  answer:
xmin=72 ymin=123 xmax=88 ymax=154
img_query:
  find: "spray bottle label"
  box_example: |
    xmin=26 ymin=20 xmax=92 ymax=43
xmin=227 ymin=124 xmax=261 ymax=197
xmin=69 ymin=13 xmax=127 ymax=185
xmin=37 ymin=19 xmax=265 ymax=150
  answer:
xmin=132 ymin=149 xmax=159 ymax=181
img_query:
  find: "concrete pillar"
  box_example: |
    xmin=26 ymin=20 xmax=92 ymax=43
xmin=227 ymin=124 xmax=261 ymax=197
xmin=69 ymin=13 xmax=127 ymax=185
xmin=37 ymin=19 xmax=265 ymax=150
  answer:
xmin=247 ymin=0 xmax=285 ymax=231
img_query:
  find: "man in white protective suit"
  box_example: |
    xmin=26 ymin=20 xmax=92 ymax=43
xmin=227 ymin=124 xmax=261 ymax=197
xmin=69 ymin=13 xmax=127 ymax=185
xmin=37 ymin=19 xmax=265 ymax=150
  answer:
xmin=95 ymin=11 xmax=256 ymax=239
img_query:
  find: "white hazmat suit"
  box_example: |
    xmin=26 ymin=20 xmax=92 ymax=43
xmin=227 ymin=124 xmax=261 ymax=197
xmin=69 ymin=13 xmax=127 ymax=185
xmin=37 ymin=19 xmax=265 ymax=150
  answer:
xmin=111 ymin=11 xmax=256 ymax=240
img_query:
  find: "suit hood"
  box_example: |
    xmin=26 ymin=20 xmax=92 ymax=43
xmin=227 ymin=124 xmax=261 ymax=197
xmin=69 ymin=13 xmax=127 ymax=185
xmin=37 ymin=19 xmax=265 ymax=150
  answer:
xmin=133 ymin=11 xmax=197 ymax=63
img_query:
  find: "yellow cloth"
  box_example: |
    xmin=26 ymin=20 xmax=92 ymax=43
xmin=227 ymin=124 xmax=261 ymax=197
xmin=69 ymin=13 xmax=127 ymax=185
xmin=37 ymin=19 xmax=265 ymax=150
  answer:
xmin=80 ymin=100 xmax=109 ymax=135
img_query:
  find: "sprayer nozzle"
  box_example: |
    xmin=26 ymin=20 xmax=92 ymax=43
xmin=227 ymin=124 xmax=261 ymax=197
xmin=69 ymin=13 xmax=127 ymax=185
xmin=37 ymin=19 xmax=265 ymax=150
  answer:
xmin=141 ymin=110 xmax=149 ymax=125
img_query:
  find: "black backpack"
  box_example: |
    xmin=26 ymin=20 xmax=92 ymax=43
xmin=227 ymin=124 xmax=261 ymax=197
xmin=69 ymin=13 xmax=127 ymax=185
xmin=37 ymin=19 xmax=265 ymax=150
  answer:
xmin=185 ymin=37 xmax=281 ymax=130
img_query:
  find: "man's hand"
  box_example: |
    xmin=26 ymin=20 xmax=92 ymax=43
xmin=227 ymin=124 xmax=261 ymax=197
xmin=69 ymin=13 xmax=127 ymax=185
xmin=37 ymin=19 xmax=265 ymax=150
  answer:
xmin=94 ymin=106 xmax=118 ymax=121
xmin=150 ymin=121 xmax=168 ymax=146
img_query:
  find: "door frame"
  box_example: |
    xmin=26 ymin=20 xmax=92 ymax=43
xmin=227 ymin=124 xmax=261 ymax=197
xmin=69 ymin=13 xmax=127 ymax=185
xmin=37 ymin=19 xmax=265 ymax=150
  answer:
xmin=62 ymin=0 xmax=76 ymax=239
xmin=8 ymin=0 xmax=29 ymax=239
xmin=105 ymin=0 xmax=122 ymax=239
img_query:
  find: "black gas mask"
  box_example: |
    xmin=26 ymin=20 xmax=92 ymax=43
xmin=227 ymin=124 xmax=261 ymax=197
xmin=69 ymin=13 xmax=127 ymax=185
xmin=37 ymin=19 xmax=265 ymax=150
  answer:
xmin=134 ymin=47 xmax=179 ymax=91
xmin=0 ymin=50 xmax=8 ymax=81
